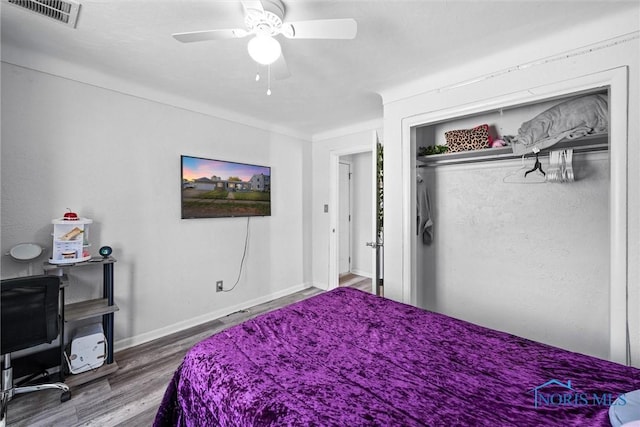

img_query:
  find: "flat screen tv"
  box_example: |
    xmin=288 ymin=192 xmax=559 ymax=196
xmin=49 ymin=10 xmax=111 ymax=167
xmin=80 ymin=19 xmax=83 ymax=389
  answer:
xmin=181 ymin=155 xmax=271 ymax=219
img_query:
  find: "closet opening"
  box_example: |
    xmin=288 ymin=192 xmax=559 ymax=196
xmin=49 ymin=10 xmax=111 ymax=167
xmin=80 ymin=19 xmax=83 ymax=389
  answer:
xmin=404 ymin=67 xmax=629 ymax=364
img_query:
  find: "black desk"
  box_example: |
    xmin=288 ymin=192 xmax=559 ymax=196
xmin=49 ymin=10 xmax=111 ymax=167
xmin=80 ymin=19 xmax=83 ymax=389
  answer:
xmin=41 ymin=257 xmax=119 ymax=386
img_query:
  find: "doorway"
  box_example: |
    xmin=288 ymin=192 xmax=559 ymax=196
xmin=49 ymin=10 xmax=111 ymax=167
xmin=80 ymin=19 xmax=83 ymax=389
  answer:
xmin=328 ymin=132 xmax=379 ymax=294
xmin=338 ymin=156 xmax=374 ymax=294
xmin=337 ymin=153 xmax=372 ymax=287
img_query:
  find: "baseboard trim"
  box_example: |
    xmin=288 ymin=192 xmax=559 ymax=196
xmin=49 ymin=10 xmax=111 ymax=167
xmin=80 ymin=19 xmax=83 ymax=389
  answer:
xmin=310 ymin=281 xmax=330 ymax=291
xmin=350 ymin=269 xmax=373 ymax=279
xmin=114 ymin=282 xmax=313 ymax=352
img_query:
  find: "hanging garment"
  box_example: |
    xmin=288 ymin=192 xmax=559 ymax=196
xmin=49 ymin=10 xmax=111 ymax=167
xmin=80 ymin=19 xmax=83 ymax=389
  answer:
xmin=417 ymin=178 xmax=433 ymax=245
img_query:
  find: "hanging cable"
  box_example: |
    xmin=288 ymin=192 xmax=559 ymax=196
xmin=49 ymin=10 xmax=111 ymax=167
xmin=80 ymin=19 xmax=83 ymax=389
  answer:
xmin=223 ymin=217 xmax=250 ymax=293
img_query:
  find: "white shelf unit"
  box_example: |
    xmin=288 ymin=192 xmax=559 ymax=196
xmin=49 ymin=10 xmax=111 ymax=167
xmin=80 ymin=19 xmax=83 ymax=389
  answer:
xmin=50 ymin=217 xmax=92 ymax=264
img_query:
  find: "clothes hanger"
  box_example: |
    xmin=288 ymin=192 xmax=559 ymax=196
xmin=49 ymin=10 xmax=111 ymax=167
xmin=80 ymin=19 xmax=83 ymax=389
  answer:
xmin=524 ymin=152 xmax=545 ymax=178
xmin=563 ymin=149 xmax=574 ymax=182
xmin=547 ymin=150 xmax=560 ymax=182
xmin=503 ymin=154 xmax=546 ymax=184
xmin=547 ymin=149 xmax=575 ymax=183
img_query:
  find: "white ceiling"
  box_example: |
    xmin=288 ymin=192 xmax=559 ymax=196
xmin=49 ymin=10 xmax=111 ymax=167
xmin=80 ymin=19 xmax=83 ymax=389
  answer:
xmin=2 ymin=0 xmax=638 ymax=138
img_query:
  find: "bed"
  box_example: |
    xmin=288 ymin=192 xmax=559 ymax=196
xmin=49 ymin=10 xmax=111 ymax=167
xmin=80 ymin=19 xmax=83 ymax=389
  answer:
xmin=154 ymin=287 xmax=640 ymax=426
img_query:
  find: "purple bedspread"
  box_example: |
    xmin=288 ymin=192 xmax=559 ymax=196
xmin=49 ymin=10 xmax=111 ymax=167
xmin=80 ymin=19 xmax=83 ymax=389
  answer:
xmin=154 ymin=288 xmax=640 ymax=426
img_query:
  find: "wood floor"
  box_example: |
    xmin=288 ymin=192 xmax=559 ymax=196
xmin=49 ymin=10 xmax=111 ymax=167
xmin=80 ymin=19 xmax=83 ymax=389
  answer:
xmin=7 ymin=277 xmax=371 ymax=426
xmin=339 ymin=272 xmax=373 ymax=293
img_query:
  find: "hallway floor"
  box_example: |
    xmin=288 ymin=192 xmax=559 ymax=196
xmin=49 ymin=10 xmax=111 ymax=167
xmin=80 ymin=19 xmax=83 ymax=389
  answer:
xmin=339 ymin=273 xmax=373 ymax=293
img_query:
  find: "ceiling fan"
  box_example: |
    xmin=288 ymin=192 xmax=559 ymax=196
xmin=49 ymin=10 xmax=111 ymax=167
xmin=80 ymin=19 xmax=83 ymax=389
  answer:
xmin=172 ymin=0 xmax=357 ymax=92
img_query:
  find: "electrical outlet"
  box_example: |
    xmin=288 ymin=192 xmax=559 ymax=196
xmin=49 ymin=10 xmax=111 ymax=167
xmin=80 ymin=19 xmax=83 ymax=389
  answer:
xmin=216 ymin=280 xmax=223 ymax=292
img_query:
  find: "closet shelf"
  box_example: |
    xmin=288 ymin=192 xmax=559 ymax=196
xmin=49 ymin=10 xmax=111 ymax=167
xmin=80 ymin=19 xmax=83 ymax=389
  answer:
xmin=417 ymin=134 xmax=608 ymax=167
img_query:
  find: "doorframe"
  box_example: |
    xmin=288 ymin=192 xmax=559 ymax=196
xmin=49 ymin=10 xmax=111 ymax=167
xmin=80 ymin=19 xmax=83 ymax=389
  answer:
xmin=328 ymin=136 xmax=377 ymax=292
xmin=401 ymin=66 xmax=629 ymax=364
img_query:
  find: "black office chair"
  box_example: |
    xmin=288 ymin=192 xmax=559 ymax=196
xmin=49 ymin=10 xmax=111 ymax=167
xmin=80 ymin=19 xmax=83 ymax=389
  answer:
xmin=1 ymin=275 xmax=70 ymax=425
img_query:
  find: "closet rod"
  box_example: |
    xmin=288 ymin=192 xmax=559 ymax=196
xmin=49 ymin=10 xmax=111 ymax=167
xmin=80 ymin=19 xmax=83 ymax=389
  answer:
xmin=417 ymin=136 xmax=608 ymax=168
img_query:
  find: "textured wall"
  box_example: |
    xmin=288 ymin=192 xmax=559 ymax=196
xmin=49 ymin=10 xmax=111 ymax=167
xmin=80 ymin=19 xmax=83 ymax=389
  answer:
xmin=416 ymin=153 xmax=609 ymax=359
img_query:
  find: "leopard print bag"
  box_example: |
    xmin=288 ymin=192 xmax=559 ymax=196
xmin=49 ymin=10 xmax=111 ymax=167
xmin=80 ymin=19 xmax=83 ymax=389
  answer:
xmin=444 ymin=124 xmax=491 ymax=153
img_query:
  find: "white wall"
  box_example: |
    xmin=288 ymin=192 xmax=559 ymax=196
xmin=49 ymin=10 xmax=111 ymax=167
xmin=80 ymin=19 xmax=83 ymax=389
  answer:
xmin=0 ymin=62 xmax=312 ymax=349
xmin=414 ymin=97 xmax=611 ymax=360
xmin=416 ymin=152 xmax=610 ymax=359
xmin=382 ymin=11 xmax=640 ymax=364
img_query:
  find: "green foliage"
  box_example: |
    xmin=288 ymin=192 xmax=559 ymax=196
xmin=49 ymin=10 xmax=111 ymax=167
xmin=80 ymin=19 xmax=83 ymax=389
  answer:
xmin=232 ymin=191 xmax=270 ymax=201
xmin=417 ymin=145 xmax=448 ymax=156
xmin=227 ymin=176 xmax=242 ymax=182
xmin=200 ymin=189 xmax=228 ymax=199
xmin=376 ymin=140 xmax=383 ymax=237
xmin=182 ymin=200 xmax=270 ymax=216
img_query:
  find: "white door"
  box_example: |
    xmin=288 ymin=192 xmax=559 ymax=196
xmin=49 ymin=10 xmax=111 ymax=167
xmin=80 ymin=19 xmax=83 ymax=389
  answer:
xmin=338 ymin=162 xmax=351 ymax=275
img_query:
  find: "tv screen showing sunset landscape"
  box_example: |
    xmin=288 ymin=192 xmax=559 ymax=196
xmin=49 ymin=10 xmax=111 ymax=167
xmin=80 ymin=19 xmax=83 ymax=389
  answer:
xmin=181 ymin=155 xmax=271 ymax=219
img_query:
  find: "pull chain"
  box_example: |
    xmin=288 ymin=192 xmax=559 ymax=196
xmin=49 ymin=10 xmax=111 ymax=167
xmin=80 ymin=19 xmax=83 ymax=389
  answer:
xmin=267 ymin=64 xmax=272 ymax=96
xmin=254 ymin=64 xmax=272 ymax=95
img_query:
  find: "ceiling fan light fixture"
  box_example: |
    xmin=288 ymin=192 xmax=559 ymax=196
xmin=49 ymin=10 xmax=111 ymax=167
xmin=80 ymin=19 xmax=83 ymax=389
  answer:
xmin=247 ymin=34 xmax=281 ymax=65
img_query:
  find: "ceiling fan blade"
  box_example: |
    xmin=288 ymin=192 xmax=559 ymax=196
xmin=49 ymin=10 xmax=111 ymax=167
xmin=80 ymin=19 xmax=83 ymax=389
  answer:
xmin=172 ymin=29 xmax=249 ymax=43
xmin=271 ymin=54 xmax=290 ymax=80
xmin=241 ymin=0 xmax=264 ymax=14
xmin=281 ymin=18 xmax=357 ymax=39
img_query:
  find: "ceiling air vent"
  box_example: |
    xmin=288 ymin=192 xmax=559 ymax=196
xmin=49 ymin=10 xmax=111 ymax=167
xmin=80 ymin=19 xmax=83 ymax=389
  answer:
xmin=8 ymin=0 xmax=81 ymax=28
